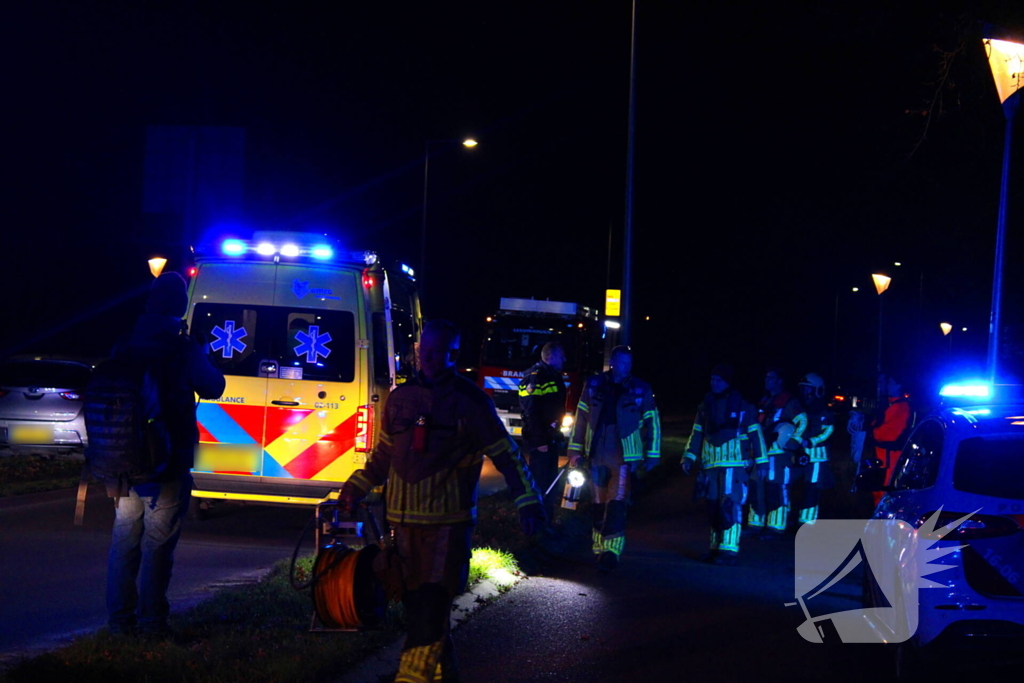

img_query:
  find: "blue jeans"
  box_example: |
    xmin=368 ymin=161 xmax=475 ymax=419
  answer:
xmin=106 ymin=473 xmax=191 ymax=631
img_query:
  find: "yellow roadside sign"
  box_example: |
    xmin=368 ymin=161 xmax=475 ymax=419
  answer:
xmin=605 ymin=289 xmax=621 ymax=317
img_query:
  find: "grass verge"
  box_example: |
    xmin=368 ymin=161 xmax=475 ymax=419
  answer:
xmin=1 ymin=505 xmax=525 ymax=683
xmin=0 ymin=454 xmax=83 ymax=498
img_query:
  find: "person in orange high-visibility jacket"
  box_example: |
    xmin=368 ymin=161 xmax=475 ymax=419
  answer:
xmin=871 ymin=373 xmax=913 ymax=506
xmin=567 ymin=345 xmax=660 ymax=572
xmin=683 ymin=364 xmax=765 ymax=565
xmin=339 ymin=320 xmax=544 ymax=683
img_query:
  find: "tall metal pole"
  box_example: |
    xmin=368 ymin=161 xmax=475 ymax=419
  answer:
xmin=876 ymin=293 xmax=884 ymax=375
xmin=420 ymin=141 xmax=431 ymax=304
xmin=621 ymin=0 xmax=637 ymax=347
xmin=988 ymin=99 xmax=1018 ymax=383
xmin=832 ymin=292 xmax=839 ymax=385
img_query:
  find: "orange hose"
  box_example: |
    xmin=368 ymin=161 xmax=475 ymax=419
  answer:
xmin=314 ymin=546 xmax=363 ymax=628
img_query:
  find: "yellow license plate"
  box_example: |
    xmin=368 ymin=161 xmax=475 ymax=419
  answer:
xmin=194 ymin=444 xmax=261 ymax=473
xmin=10 ymin=426 xmax=52 ymax=444
xmin=509 ymin=426 xmax=522 ymax=436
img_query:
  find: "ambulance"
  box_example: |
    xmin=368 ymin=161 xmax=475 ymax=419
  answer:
xmin=185 ymin=231 xmax=421 ymax=511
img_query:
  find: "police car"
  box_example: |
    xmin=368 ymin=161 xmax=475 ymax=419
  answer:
xmin=865 ymin=381 xmax=1024 ymax=679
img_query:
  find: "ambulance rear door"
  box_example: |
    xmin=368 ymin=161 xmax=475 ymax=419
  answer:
xmin=191 ymin=262 xmax=274 ymax=479
xmin=262 ymin=264 xmax=364 ymax=487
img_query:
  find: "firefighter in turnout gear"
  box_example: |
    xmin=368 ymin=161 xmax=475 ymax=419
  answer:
xmin=339 ymin=321 xmax=544 ymax=683
xmin=747 ymin=367 xmax=807 ymax=538
xmin=567 ymin=346 xmax=660 ymax=572
xmin=683 ymin=364 xmax=764 ymax=565
xmin=519 ymin=341 xmax=567 ymax=521
xmin=791 ymin=373 xmax=834 ymax=526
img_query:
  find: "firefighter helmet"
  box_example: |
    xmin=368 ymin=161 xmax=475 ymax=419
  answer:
xmin=799 ymin=373 xmax=826 ymax=398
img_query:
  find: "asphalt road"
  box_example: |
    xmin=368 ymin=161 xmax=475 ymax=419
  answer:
xmin=454 ymin=465 xmax=898 ymax=683
xmin=0 ymin=483 xmax=317 ymax=661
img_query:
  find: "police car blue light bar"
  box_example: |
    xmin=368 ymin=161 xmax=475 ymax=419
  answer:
xmin=939 ymin=382 xmax=992 ymax=398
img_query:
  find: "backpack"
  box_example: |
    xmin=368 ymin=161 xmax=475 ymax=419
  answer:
xmin=80 ymin=356 xmax=172 ymax=501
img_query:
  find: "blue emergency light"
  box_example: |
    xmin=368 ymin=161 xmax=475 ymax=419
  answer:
xmin=939 ymin=382 xmax=992 ymax=398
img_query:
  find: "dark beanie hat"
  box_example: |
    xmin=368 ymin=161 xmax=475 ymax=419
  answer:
xmin=146 ymin=272 xmax=189 ymax=317
xmin=711 ymin=363 xmax=734 ymax=384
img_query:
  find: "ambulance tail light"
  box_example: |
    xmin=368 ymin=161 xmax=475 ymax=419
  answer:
xmin=362 ymin=271 xmax=376 ymax=289
xmin=356 ymin=405 xmax=374 ymax=453
xmin=187 ymin=266 xmax=198 ymax=277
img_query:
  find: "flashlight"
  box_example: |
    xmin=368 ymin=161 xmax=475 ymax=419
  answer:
xmin=561 ymin=466 xmax=587 ymax=510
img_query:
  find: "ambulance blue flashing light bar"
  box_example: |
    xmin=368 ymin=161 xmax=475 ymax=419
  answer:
xmin=220 ymin=238 xmax=335 ymax=260
xmin=205 ymin=236 xmax=380 ymax=265
xmin=940 ymin=382 xmax=992 ymax=398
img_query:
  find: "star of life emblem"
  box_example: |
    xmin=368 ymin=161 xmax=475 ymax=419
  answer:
xmin=294 ymin=325 xmax=332 ymax=363
xmin=210 ymin=321 xmax=248 ymax=359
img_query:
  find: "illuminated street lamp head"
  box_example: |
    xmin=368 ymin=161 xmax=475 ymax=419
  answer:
xmin=462 ymin=138 xmax=478 ymax=148
xmin=148 ymin=257 xmax=167 ymax=278
xmin=984 ymin=30 xmax=1024 ymax=106
xmin=940 ymin=322 xmax=953 ymax=336
xmin=871 ymin=273 xmax=891 ymax=296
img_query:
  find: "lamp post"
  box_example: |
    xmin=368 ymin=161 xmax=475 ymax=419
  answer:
xmin=832 ymin=286 xmax=860 ymax=387
xmin=420 ymin=138 xmax=477 ymax=299
xmin=872 ymin=273 xmax=892 ymax=373
xmin=982 ymin=27 xmax=1024 ymax=383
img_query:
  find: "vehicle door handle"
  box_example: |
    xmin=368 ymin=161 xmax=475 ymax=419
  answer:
xmin=272 ymin=400 xmax=300 ymax=406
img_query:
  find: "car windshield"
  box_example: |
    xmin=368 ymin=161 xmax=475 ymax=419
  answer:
xmin=0 ymin=362 xmax=91 ymax=389
xmin=953 ymin=433 xmax=1024 ymax=500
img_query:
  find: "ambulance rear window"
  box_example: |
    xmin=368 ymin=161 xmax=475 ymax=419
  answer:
xmin=279 ymin=310 xmax=355 ymax=382
xmin=193 ymin=304 xmax=355 ymax=382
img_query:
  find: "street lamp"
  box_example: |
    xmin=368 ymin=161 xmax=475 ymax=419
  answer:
xmin=983 ymin=26 xmax=1024 ymax=382
xmin=420 ymin=137 xmax=478 ymax=298
xmin=148 ymin=257 xmax=167 ymax=278
xmin=872 ymin=273 xmax=891 ymax=373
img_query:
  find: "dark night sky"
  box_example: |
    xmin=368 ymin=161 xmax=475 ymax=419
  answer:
xmin=6 ymin=0 xmax=1024 ymax=409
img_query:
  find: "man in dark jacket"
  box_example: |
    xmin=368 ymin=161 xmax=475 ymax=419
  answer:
xmin=106 ymin=272 xmax=225 ymax=637
xmin=519 ymin=341 xmax=567 ymax=520
xmin=340 ymin=320 xmax=544 ymax=683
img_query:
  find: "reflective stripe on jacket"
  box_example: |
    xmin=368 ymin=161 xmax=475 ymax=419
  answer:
xmin=567 ymin=372 xmax=660 ymax=462
xmin=346 ymin=370 xmax=541 ymax=526
xmin=684 ymin=389 xmax=764 ymax=469
xmin=518 ymin=360 xmax=566 ymax=450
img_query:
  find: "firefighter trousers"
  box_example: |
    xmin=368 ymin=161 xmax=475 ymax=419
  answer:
xmin=702 ymin=467 xmax=747 ymax=556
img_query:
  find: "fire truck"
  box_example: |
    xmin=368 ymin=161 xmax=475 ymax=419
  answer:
xmin=477 ymin=297 xmax=604 ymax=439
